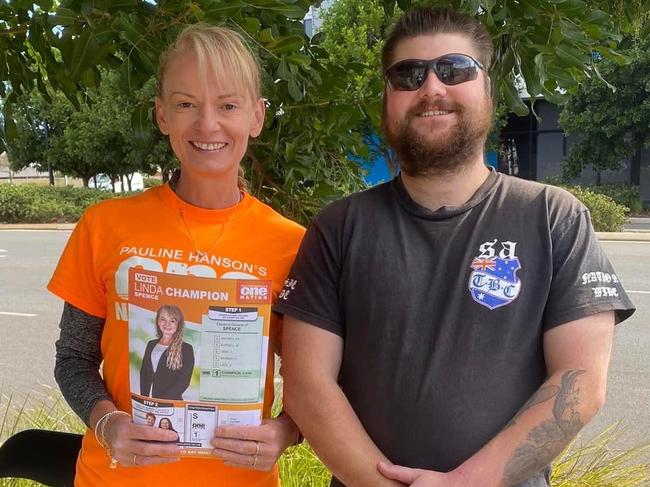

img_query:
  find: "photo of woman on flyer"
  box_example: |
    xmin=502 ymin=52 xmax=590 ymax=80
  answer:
xmin=158 ymin=417 xmax=177 ymax=433
xmin=140 ymin=304 xmax=195 ymax=400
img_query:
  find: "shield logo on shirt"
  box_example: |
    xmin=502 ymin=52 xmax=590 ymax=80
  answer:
xmin=468 ymin=257 xmax=522 ymax=310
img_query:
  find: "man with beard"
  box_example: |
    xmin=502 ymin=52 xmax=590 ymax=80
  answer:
xmin=275 ymin=7 xmax=634 ymax=487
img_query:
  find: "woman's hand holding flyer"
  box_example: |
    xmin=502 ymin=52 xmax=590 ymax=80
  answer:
xmin=104 ymin=416 xmax=181 ymax=467
xmin=211 ymin=414 xmax=299 ymax=471
xmin=104 ymin=415 xmax=182 ymax=467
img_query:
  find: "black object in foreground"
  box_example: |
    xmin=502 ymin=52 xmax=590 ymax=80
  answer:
xmin=0 ymin=429 xmax=82 ymax=486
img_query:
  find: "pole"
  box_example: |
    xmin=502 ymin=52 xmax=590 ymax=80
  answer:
xmin=44 ymin=120 xmax=54 ymax=186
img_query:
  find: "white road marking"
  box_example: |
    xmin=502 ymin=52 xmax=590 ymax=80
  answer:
xmin=629 ymin=290 xmax=650 ymax=295
xmin=0 ymin=311 xmax=38 ymax=317
xmin=601 ymin=240 xmax=650 ymax=244
xmin=0 ymin=229 xmax=73 ymax=233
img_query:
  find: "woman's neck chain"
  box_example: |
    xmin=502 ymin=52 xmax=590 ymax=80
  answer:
xmin=169 ymin=170 xmax=242 ymax=258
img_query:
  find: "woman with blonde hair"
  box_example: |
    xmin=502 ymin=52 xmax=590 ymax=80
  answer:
xmin=140 ymin=305 xmax=194 ymax=400
xmin=49 ymin=23 xmax=305 ymax=486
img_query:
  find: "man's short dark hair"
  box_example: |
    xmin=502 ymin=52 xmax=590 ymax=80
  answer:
xmin=381 ymin=7 xmax=493 ymax=72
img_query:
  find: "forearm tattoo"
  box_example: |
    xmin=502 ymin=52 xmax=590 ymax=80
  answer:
xmin=504 ymin=385 xmax=559 ymax=429
xmin=501 ymin=369 xmax=586 ymax=486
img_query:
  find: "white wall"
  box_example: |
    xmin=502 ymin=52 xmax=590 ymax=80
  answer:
xmin=304 ymin=0 xmax=335 ymax=37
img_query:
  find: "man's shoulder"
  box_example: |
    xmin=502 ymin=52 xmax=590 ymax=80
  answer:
xmin=314 ymin=181 xmax=393 ymax=225
xmin=495 ymin=174 xmax=590 ymax=238
xmin=497 ymin=174 xmax=585 ymax=213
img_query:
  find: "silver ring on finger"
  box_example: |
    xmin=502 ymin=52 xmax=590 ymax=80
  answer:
xmin=251 ymin=440 xmax=260 ymax=467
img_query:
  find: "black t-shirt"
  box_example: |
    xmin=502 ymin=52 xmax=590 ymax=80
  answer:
xmin=275 ymin=172 xmax=635 ymax=486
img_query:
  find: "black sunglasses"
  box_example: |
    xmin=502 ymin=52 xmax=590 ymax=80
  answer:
xmin=384 ymin=53 xmax=485 ymax=91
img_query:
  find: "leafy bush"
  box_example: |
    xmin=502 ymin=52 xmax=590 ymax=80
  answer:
xmin=0 ymin=184 xmax=133 ymax=223
xmin=558 ymin=185 xmax=629 ymax=232
xmin=584 ymin=184 xmax=643 ymax=214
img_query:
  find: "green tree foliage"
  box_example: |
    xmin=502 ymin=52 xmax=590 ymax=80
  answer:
xmin=315 ymin=0 xmax=647 ymax=172
xmin=6 ymin=72 xmax=171 ymax=187
xmin=318 ymin=0 xmax=399 ymax=172
xmin=318 ymin=0 xmax=513 ymax=161
xmin=1 ymin=0 xmax=649 ymax=220
xmin=319 ymin=0 xmax=646 ymax=116
xmin=559 ymin=28 xmax=650 ymax=179
xmin=1 ymin=0 xmax=370 ymax=222
xmin=321 ymin=0 xmax=398 ymax=98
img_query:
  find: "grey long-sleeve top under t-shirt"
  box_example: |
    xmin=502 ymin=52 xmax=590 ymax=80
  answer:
xmin=54 ymin=302 xmax=112 ymax=426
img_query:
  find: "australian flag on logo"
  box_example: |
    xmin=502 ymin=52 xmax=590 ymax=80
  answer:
xmin=468 ymin=257 xmax=522 ymax=310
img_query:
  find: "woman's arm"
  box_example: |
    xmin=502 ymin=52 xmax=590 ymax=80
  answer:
xmin=55 ymin=302 xmax=181 ymax=467
xmin=54 ymin=302 xmax=113 ymax=425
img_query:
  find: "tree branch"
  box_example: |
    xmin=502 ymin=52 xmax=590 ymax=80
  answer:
xmin=1 ymin=26 xmax=30 ymax=36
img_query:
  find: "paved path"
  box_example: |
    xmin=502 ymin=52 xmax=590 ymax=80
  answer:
xmin=0 ymin=230 xmax=69 ymax=398
xmin=626 ymin=217 xmax=650 ymax=232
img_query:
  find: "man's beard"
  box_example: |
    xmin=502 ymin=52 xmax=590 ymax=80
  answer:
xmin=382 ymin=97 xmax=493 ymax=177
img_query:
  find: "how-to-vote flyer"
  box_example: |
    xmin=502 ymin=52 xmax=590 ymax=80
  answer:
xmin=127 ymin=267 xmax=272 ymax=457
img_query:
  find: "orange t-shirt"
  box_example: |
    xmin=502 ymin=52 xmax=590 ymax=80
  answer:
xmin=48 ymin=184 xmax=305 ymax=487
